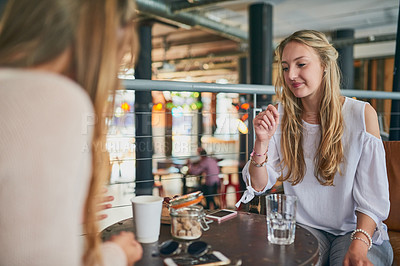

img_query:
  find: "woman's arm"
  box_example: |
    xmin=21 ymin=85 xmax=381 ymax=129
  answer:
xmin=102 ymin=232 xmax=143 ymax=266
xmin=248 ymin=104 xmax=279 ymax=191
xmin=187 ymin=160 xmax=206 ymax=175
xmin=364 ymin=104 xmax=381 ymax=139
xmin=343 ymin=212 xmax=376 ymax=266
xmin=343 ymin=103 xmax=383 ymax=266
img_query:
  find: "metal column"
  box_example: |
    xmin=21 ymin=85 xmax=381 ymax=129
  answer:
xmin=390 ymin=3 xmax=400 ymax=140
xmin=248 ymin=2 xmax=273 ymax=169
xmin=135 ymin=21 xmax=154 ymax=195
xmin=333 ymin=29 xmax=355 ymax=90
xmin=197 ymin=95 xmax=203 ymax=148
xmin=0 ymin=0 xmax=6 ymax=17
xmin=238 ymin=57 xmax=248 ymax=193
xmin=249 ymin=2 xmax=273 ymax=109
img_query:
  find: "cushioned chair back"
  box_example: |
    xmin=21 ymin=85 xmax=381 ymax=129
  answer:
xmin=383 ymin=141 xmax=400 ymax=232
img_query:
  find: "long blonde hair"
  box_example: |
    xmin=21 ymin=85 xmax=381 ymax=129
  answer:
xmin=275 ymin=30 xmax=344 ymax=186
xmin=0 ymin=0 xmax=138 ymax=265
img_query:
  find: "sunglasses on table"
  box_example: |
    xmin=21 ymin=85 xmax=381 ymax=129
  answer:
xmin=159 ymin=240 xmax=210 ymax=257
xmin=158 ymin=240 xmax=231 ymax=266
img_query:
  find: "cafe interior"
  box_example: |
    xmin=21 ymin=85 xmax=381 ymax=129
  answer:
xmin=96 ymin=0 xmax=400 ymax=264
xmin=2 ymin=0 xmax=400 ymax=265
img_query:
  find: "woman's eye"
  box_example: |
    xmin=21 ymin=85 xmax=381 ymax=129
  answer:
xmin=298 ymin=63 xmax=306 ymax=68
xmin=282 ymin=67 xmax=289 ymax=72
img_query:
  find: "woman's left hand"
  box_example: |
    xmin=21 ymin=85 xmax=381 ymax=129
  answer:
xmin=343 ymin=241 xmax=372 ymax=266
xmin=95 ymin=187 xmax=114 ymax=221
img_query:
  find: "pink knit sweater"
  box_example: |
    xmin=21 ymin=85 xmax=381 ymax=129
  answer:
xmin=0 ymin=69 xmax=126 ymax=266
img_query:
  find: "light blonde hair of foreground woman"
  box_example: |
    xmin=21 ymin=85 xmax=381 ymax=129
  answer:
xmin=274 ymin=30 xmax=344 ymax=186
xmin=0 ymin=0 xmax=138 ymax=264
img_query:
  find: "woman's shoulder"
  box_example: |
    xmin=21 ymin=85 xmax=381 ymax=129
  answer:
xmin=342 ymin=97 xmax=367 ymax=121
xmin=0 ymin=68 xmax=92 ymax=112
xmin=1 ymin=68 xmax=82 ymax=93
xmin=0 ymin=69 xmax=94 ymax=138
xmin=363 ymin=103 xmax=380 ymax=138
xmin=342 ymin=96 xmax=368 ymax=109
xmin=342 ymin=97 xmax=380 ymax=137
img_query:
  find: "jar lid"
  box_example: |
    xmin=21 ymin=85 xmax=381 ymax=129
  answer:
xmin=169 ymin=191 xmax=204 ymax=209
xmin=170 ymin=204 xmax=203 ymax=216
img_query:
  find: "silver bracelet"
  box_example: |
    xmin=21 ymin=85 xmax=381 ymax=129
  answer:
xmin=350 ymin=229 xmax=372 ymax=250
xmin=351 ymin=236 xmax=370 ymax=249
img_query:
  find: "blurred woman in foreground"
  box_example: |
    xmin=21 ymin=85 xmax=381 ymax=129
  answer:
xmin=0 ymin=0 xmax=142 ymax=265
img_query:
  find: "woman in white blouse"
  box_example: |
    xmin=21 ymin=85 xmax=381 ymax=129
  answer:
xmin=237 ymin=30 xmax=393 ymax=265
xmin=0 ymin=0 xmax=142 ymax=265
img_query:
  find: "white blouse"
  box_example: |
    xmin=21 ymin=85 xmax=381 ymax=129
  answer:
xmin=237 ymin=97 xmax=390 ymax=244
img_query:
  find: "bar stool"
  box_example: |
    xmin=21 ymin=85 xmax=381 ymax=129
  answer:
xmin=219 ymin=173 xmax=240 ymax=209
xmin=153 ymin=169 xmax=168 ymax=197
xmin=153 ymin=180 xmax=164 ymax=197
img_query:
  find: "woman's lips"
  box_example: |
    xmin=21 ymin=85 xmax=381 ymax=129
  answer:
xmin=292 ymin=82 xmax=302 ymax=88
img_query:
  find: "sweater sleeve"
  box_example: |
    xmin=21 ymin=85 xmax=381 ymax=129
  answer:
xmin=0 ymin=70 xmax=94 ymax=265
xmin=100 ymin=242 xmax=127 ymax=266
xmin=353 ymin=132 xmax=390 ymax=244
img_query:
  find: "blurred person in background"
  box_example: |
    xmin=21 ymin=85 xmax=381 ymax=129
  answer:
xmin=187 ymin=147 xmax=221 ymax=210
xmin=0 ymin=0 xmax=143 ymax=265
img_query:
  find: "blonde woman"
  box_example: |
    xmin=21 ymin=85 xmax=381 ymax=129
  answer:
xmin=237 ymin=30 xmax=393 ymax=265
xmin=0 ymin=0 xmax=142 ymax=265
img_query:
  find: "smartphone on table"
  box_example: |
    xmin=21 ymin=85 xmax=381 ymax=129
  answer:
xmin=206 ymin=209 xmax=237 ymax=223
xmin=163 ymin=251 xmax=230 ymax=266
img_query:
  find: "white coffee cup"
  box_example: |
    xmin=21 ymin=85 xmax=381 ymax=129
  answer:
xmin=130 ymin=195 xmax=163 ymax=243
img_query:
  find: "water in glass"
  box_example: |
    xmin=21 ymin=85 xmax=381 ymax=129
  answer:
xmin=266 ymin=194 xmax=297 ymax=245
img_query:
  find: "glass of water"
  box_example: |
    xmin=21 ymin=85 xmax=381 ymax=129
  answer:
xmin=266 ymin=194 xmax=297 ymax=245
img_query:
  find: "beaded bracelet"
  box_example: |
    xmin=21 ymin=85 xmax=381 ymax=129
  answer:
xmin=350 ymin=229 xmax=372 ymax=250
xmin=250 ymin=149 xmax=267 ymax=157
xmin=250 ymin=155 xmax=268 ymax=167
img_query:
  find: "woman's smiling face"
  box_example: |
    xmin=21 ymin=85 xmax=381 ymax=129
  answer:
xmin=281 ymin=41 xmax=325 ymax=100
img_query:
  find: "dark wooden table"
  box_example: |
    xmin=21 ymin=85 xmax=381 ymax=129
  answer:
xmin=101 ymin=211 xmax=319 ymax=265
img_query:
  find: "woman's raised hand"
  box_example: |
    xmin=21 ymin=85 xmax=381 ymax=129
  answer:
xmin=253 ymin=104 xmax=279 ymax=143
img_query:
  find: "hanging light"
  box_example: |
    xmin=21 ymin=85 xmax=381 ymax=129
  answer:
xmin=241 ymin=113 xmax=249 ymax=121
xmin=190 ymin=103 xmax=198 ymax=110
xmin=241 ymin=103 xmax=250 ymax=110
xmin=166 ymin=102 xmax=174 ymax=110
xmin=153 ymin=103 xmax=163 ymax=111
xmin=121 ymin=102 xmax=131 ymax=111
xmin=237 ymin=119 xmax=248 ymax=134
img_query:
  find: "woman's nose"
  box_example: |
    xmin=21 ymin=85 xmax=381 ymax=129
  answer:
xmin=288 ymin=68 xmax=297 ymax=80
